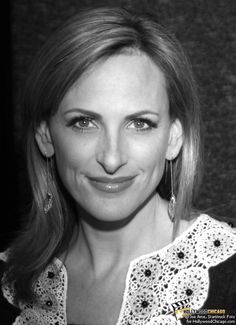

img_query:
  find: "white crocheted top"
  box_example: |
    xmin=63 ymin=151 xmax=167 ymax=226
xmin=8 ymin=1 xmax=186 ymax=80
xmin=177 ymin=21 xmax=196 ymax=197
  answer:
xmin=2 ymin=214 xmax=236 ymax=325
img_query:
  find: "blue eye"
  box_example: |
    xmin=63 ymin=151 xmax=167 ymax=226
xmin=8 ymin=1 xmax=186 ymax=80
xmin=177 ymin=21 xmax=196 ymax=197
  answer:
xmin=128 ymin=119 xmax=157 ymax=131
xmin=76 ymin=117 xmax=92 ymax=128
xmin=133 ymin=120 xmax=148 ymax=129
xmin=67 ymin=116 xmax=97 ymax=131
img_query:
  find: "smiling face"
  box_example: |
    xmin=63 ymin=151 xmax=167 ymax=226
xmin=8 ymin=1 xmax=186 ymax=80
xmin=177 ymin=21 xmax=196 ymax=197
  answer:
xmin=36 ymin=53 xmax=183 ymax=222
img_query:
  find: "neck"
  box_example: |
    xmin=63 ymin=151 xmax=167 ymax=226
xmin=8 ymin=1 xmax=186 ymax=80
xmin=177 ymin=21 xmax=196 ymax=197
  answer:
xmin=66 ymin=193 xmax=173 ymax=278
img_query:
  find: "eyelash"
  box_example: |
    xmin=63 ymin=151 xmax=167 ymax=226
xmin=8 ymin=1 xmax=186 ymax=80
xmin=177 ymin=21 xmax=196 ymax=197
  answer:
xmin=66 ymin=116 xmax=158 ymax=132
xmin=129 ymin=118 xmax=158 ymax=131
xmin=66 ymin=116 xmax=96 ymax=131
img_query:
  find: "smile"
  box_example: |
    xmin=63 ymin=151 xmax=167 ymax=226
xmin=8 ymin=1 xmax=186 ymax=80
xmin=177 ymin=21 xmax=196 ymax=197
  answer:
xmin=88 ymin=176 xmax=136 ymax=193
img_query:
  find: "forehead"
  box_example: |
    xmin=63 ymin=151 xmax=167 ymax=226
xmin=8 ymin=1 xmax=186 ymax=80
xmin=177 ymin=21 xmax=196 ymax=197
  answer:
xmin=59 ymin=53 xmax=169 ymax=115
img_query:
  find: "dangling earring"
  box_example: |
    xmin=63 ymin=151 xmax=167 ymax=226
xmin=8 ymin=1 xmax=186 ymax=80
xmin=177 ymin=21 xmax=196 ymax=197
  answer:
xmin=168 ymin=159 xmax=176 ymax=223
xmin=44 ymin=153 xmax=54 ymax=214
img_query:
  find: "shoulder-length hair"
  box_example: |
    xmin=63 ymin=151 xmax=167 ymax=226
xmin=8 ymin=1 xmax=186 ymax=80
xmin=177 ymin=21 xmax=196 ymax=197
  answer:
xmin=5 ymin=6 xmax=202 ymax=303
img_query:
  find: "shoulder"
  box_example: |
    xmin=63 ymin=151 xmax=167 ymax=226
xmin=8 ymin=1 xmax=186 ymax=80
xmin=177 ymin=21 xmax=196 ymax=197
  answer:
xmin=0 ymin=253 xmax=6 ymax=280
xmin=193 ymin=214 xmax=236 ymax=265
xmin=0 ymin=251 xmax=20 ymax=324
xmin=194 ymin=214 xmax=236 ymax=307
xmin=0 ymin=250 xmax=8 ymax=283
xmin=0 ymin=258 xmax=67 ymax=324
xmin=119 ymin=214 xmax=236 ymax=323
xmin=0 ymin=251 xmax=8 ymax=262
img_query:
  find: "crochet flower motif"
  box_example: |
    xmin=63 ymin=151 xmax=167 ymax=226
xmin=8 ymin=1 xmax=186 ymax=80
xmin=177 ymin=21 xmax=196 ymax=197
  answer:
xmin=148 ymin=314 xmax=177 ymax=325
xmin=2 ymin=278 xmax=15 ymax=306
xmin=13 ymin=308 xmax=45 ymax=325
xmin=196 ymin=228 xmax=236 ymax=267
xmin=38 ymin=290 xmax=59 ymax=312
xmin=129 ymin=288 xmax=159 ymax=319
xmin=130 ymin=257 xmax=162 ymax=289
xmin=166 ymin=267 xmax=209 ymax=309
xmin=39 ymin=262 xmax=61 ymax=289
xmin=164 ymin=242 xmax=195 ymax=269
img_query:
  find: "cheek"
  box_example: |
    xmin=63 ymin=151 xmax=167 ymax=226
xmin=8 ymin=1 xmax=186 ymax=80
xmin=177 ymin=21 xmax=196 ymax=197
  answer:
xmin=52 ymin=136 xmax=93 ymax=176
xmin=131 ymin=135 xmax=169 ymax=173
xmin=143 ymin=149 xmax=166 ymax=183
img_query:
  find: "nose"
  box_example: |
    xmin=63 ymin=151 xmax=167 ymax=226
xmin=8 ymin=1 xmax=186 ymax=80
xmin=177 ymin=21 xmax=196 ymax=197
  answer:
xmin=96 ymin=129 xmax=127 ymax=174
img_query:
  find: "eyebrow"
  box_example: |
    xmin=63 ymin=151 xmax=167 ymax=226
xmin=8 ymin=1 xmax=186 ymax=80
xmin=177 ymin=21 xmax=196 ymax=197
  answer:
xmin=63 ymin=108 xmax=160 ymax=119
xmin=63 ymin=108 xmax=101 ymax=119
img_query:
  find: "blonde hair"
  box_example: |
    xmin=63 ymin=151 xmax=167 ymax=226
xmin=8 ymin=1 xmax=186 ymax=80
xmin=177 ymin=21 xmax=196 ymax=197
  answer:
xmin=5 ymin=6 xmax=202 ymax=303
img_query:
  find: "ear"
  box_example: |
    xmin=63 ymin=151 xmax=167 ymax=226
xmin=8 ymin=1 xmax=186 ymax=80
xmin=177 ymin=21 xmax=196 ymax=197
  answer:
xmin=166 ymin=119 xmax=183 ymax=160
xmin=35 ymin=121 xmax=55 ymax=157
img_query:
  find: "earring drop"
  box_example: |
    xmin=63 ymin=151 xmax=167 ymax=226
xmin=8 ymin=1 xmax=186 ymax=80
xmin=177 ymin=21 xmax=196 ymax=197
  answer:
xmin=43 ymin=153 xmax=54 ymax=214
xmin=168 ymin=159 xmax=176 ymax=222
xmin=44 ymin=190 xmax=53 ymax=215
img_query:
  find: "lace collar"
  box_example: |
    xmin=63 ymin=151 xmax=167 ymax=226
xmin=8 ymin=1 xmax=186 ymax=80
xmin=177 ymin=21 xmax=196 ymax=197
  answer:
xmin=3 ymin=214 xmax=236 ymax=325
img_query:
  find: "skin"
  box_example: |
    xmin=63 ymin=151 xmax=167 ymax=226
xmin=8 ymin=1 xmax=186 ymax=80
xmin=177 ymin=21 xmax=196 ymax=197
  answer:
xmin=37 ymin=53 xmax=182 ymax=224
xmin=36 ymin=53 xmax=183 ymax=323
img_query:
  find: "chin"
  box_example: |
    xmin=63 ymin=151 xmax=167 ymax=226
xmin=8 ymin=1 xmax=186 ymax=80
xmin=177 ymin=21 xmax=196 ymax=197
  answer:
xmin=77 ymin=202 xmax=140 ymax=230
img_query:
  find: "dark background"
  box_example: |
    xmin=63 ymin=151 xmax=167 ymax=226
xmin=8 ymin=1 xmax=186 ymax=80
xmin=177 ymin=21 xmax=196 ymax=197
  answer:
xmin=2 ymin=0 xmax=236 ymax=250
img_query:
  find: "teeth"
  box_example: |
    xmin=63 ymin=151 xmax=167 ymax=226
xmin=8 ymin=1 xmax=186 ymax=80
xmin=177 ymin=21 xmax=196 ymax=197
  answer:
xmin=107 ymin=184 xmax=118 ymax=189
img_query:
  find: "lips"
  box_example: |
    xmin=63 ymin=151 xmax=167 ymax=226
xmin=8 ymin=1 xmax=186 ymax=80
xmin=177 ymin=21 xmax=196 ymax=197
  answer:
xmin=88 ymin=176 xmax=136 ymax=193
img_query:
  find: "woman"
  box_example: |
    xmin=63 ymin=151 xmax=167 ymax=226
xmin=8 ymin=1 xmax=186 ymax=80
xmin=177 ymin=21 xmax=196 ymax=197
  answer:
xmin=1 ymin=6 xmax=236 ymax=325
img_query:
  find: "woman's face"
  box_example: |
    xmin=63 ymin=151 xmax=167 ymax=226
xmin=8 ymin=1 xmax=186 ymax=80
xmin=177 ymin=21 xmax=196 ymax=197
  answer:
xmin=37 ymin=53 xmax=182 ymax=222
